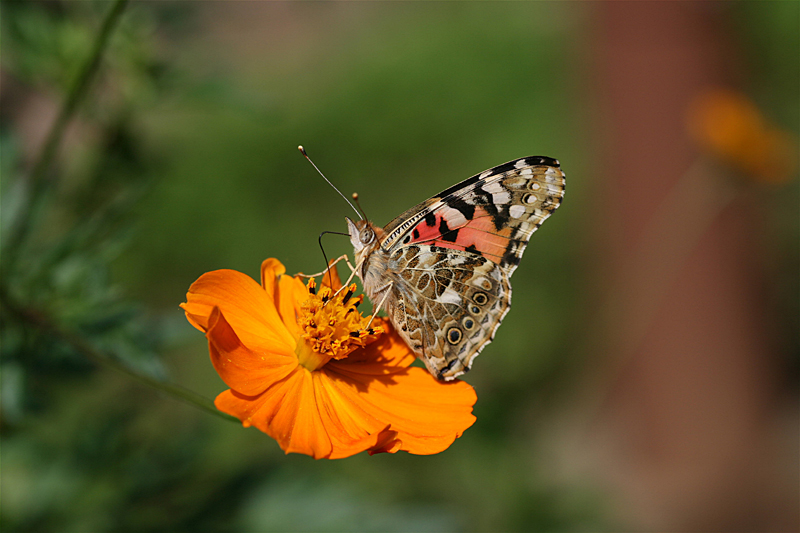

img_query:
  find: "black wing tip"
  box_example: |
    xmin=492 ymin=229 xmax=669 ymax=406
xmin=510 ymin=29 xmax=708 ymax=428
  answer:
xmin=516 ymin=155 xmax=561 ymax=168
xmin=529 ymin=155 xmax=560 ymax=168
xmin=488 ymin=156 xmax=560 ymax=176
xmin=434 ymin=156 xmax=563 ymax=204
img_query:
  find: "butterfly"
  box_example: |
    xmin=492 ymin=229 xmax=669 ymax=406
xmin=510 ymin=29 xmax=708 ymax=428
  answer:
xmin=347 ymin=156 xmax=565 ymax=381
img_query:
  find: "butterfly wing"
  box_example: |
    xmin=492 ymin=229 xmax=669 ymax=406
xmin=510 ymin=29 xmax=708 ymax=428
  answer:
xmin=378 ymin=156 xmax=565 ymax=380
xmin=386 ymin=244 xmax=511 ymax=380
xmin=381 ymin=156 xmax=565 ymax=275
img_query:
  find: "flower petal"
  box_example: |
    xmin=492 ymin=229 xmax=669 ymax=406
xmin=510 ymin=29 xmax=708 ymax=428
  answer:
xmin=319 ymin=260 xmax=343 ymax=292
xmin=260 ymin=258 xmax=286 ymax=302
xmin=330 ymin=319 xmax=416 ymax=374
xmin=312 ymin=372 xmax=403 ymax=457
xmin=182 ymin=269 xmax=295 ymax=352
xmin=215 ymin=367 xmax=399 ymax=459
xmin=207 ymin=306 xmax=296 ymax=396
xmin=368 ymin=436 xmax=404 ymax=455
xmin=323 ymin=324 xmax=477 ymax=455
xmin=214 ymin=367 xmax=306 ymax=444
xmin=321 ymin=364 xmax=477 ymax=455
xmin=269 ymin=369 xmax=333 ymax=458
xmin=276 ymin=274 xmax=308 ymax=340
xmin=260 ymin=257 xmax=307 ymax=339
xmin=229 ymin=367 xmax=333 ymax=458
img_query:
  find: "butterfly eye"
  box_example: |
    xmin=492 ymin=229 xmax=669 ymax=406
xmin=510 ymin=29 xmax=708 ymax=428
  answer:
xmin=360 ymin=228 xmax=375 ymax=244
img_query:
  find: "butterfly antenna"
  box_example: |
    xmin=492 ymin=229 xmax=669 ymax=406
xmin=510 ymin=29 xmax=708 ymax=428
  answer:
xmin=298 ymin=146 xmax=361 ymax=220
xmin=351 ymin=192 xmax=369 ymax=221
xmin=318 ymin=233 xmax=332 ymax=291
xmin=318 ymin=230 xmax=349 ymax=291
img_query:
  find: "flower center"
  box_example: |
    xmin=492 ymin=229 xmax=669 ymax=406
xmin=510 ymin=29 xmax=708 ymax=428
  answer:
xmin=295 ymin=278 xmax=383 ymax=372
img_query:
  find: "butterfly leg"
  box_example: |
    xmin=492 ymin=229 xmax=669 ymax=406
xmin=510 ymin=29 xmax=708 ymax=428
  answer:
xmin=365 ymin=280 xmax=393 ymax=330
xmin=321 ymin=257 xmax=365 ymax=311
xmin=330 ymin=257 xmax=363 ymax=298
xmin=297 ymin=254 xmax=355 ymax=279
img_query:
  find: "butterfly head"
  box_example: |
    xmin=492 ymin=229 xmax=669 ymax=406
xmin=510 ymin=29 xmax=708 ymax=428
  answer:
xmin=346 ymin=217 xmax=382 ymax=262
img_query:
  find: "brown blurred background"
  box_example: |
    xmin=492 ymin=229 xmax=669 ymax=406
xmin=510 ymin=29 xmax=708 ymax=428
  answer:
xmin=546 ymin=3 xmax=799 ymax=530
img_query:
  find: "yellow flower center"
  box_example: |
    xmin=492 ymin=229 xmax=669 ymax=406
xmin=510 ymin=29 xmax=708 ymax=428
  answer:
xmin=295 ymin=278 xmax=383 ymax=372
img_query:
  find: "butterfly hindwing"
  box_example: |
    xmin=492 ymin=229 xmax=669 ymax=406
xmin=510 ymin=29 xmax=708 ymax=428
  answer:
xmin=386 ymin=245 xmax=511 ymax=380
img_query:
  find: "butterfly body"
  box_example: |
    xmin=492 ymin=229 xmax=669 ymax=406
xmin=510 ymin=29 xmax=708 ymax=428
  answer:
xmin=347 ymin=156 xmax=565 ymax=380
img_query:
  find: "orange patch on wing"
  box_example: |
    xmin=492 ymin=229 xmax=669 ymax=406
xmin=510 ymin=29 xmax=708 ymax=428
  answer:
xmin=435 ymin=207 xmax=513 ymax=263
xmin=406 ymin=206 xmax=514 ymax=263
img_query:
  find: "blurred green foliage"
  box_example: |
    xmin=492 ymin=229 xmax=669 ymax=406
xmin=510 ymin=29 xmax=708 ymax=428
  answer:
xmin=1 ymin=2 xmax=797 ymax=532
xmin=2 ymin=0 xmax=168 ymax=419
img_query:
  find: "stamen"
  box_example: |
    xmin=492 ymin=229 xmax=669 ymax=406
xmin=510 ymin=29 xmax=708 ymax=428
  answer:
xmin=295 ymin=272 xmax=384 ymax=372
xmin=342 ymin=284 xmax=356 ymax=304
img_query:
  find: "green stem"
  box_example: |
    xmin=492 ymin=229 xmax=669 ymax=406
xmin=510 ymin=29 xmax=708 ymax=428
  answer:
xmin=0 ymin=287 xmax=239 ymax=424
xmin=3 ymin=0 xmax=130 ymax=264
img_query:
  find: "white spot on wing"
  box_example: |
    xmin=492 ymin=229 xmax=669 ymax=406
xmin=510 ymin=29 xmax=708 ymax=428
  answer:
xmin=509 ymin=205 xmax=526 ymax=218
xmin=473 ymin=276 xmax=491 ymax=289
xmin=441 ymin=206 xmax=467 ymax=227
xmin=515 ymin=159 xmax=527 ymax=169
xmin=492 ymin=191 xmax=511 ymax=204
xmin=439 ymin=287 xmax=463 ymax=305
xmin=482 ymin=181 xmax=504 ymax=194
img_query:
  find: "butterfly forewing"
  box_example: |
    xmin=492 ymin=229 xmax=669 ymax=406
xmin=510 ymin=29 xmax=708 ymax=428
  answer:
xmin=381 ymin=156 xmax=565 ymax=276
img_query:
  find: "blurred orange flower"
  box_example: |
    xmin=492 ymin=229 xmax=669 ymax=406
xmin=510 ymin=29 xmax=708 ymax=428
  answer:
xmin=687 ymin=88 xmax=797 ymax=184
xmin=181 ymin=258 xmax=477 ymax=459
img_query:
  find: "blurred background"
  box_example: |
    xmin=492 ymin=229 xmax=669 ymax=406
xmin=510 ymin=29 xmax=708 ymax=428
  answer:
xmin=1 ymin=2 xmax=798 ymax=531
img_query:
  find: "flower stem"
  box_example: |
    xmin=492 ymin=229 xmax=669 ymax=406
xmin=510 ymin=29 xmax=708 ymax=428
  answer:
xmin=3 ymin=0 xmax=130 ymax=266
xmin=0 ymin=287 xmax=239 ymax=424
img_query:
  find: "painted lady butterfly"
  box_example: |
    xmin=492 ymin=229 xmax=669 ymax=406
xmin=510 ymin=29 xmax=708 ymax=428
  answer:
xmin=347 ymin=156 xmax=566 ymax=380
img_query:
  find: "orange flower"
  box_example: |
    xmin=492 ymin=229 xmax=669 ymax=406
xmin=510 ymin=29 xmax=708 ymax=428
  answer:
xmin=181 ymin=258 xmax=477 ymax=459
xmin=687 ymin=88 xmax=797 ymax=184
